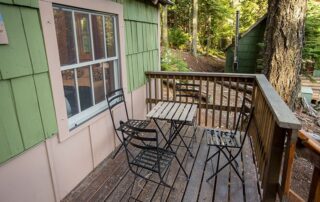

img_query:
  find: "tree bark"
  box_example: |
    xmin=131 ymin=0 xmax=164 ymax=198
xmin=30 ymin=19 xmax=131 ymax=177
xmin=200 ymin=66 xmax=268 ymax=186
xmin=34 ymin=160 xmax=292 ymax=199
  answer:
xmin=263 ymin=0 xmax=307 ymax=109
xmin=192 ymin=0 xmax=198 ymax=56
xmin=161 ymin=5 xmax=169 ymax=49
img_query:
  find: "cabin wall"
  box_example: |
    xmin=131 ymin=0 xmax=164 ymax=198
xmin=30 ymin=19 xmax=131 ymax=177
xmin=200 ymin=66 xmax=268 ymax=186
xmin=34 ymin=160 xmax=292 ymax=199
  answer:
xmin=225 ymin=21 xmax=266 ymax=73
xmin=0 ymin=0 xmax=160 ymax=201
xmin=0 ymin=0 xmax=57 ymax=164
xmin=114 ymin=0 xmax=160 ymax=92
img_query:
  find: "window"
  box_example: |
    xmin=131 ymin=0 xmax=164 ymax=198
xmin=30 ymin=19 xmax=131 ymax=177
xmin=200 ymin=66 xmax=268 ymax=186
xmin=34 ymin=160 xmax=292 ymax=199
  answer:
xmin=53 ymin=5 xmax=121 ymax=129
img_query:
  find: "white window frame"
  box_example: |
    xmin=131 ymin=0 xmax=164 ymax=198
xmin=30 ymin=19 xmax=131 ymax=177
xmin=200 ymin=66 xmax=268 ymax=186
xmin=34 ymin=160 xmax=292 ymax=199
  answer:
xmin=53 ymin=6 xmax=120 ymax=129
xmin=39 ymin=0 xmax=128 ymax=141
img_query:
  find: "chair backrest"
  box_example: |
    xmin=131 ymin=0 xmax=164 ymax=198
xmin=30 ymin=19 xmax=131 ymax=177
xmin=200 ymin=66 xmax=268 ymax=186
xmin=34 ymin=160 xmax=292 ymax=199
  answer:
xmin=233 ymin=96 xmax=255 ymax=147
xmin=106 ymin=88 xmax=129 ymax=131
xmin=119 ymin=122 xmax=161 ymax=173
xmin=175 ymin=82 xmax=201 ymax=103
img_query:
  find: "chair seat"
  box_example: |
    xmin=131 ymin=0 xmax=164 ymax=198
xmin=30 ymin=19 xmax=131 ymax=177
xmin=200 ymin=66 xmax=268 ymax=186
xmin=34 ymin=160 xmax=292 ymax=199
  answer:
xmin=206 ymin=129 xmax=241 ymax=148
xmin=117 ymin=119 xmax=151 ymax=132
xmin=131 ymin=148 xmax=175 ymax=174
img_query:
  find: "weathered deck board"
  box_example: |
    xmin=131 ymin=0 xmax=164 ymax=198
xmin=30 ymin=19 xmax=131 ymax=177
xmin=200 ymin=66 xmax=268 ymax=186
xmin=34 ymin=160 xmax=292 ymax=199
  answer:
xmin=62 ymin=124 xmax=260 ymax=202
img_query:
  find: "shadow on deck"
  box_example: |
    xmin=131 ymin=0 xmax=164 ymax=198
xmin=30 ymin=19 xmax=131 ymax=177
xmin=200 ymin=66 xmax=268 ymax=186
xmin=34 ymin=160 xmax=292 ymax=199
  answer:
xmin=62 ymin=122 xmax=261 ymax=202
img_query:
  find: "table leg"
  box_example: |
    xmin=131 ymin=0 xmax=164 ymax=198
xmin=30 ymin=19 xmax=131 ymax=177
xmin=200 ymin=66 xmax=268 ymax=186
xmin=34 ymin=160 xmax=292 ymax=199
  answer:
xmin=171 ymin=121 xmax=194 ymax=158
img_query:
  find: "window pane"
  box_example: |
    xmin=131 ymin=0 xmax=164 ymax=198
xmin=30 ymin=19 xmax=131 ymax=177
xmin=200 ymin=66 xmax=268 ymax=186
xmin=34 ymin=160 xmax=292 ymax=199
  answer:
xmin=75 ymin=13 xmax=93 ymax=62
xmin=91 ymin=15 xmax=105 ymax=60
xmin=54 ymin=9 xmax=77 ymax=66
xmin=62 ymin=70 xmax=79 ymax=117
xmin=77 ymin=66 xmax=93 ymax=111
xmin=104 ymin=61 xmax=115 ymax=94
xmin=105 ymin=16 xmax=116 ymax=58
xmin=92 ymin=63 xmax=105 ymax=104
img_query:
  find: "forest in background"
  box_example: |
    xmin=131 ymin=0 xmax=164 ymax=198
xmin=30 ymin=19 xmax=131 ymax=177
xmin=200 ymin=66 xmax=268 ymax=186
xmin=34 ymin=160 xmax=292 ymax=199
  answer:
xmin=161 ymin=0 xmax=320 ymax=73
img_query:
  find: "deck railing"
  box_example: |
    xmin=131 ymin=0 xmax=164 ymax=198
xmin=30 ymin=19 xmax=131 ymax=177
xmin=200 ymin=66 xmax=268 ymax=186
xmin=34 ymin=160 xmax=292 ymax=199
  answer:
xmin=287 ymin=130 xmax=320 ymax=202
xmin=145 ymin=71 xmax=301 ymax=201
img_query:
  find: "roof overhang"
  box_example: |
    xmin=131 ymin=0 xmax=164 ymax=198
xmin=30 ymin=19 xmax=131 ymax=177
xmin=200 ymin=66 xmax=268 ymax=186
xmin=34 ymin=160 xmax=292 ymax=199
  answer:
xmin=150 ymin=0 xmax=174 ymax=5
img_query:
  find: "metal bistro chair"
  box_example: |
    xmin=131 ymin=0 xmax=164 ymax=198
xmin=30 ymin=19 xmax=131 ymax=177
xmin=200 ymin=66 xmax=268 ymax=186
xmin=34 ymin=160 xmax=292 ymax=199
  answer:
xmin=119 ymin=122 xmax=189 ymax=200
xmin=174 ymin=82 xmax=201 ymax=143
xmin=205 ymin=97 xmax=254 ymax=182
xmin=107 ymin=88 xmax=151 ymax=159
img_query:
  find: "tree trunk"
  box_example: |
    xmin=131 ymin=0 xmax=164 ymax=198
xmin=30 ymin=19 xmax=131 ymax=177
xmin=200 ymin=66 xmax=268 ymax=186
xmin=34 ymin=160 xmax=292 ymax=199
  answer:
xmin=263 ymin=0 xmax=307 ymax=109
xmin=161 ymin=5 xmax=169 ymax=49
xmin=206 ymin=16 xmax=212 ymax=55
xmin=192 ymin=0 xmax=198 ymax=56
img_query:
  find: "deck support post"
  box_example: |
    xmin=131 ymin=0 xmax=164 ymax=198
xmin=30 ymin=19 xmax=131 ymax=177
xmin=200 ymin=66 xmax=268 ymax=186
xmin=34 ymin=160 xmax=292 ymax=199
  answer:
xmin=262 ymin=125 xmax=285 ymax=202
xmin=279 ymin=129 xmax=297 ymax=202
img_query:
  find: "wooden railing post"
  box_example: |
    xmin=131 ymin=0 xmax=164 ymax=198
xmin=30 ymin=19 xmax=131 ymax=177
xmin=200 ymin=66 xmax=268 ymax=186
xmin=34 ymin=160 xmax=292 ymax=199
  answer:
xmin=263 ymin=125 xmax=286 ymax=202
xmin=280 ymin=129 xmax=298 ymax=201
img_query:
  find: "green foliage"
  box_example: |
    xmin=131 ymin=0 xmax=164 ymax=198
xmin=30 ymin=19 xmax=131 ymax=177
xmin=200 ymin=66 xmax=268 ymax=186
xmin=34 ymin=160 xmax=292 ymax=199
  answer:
xmin=303 ymin=0 xmax=320 ymax=69
xmin=239 ymin=0 xmax=267 ymax=33
xmin=161 ymin=49 xmax=189 ymax=72
xmin=166 ymin=0 xmax=267 ymax=54
xmin=168 ymin=28 xmax=190 ymax=50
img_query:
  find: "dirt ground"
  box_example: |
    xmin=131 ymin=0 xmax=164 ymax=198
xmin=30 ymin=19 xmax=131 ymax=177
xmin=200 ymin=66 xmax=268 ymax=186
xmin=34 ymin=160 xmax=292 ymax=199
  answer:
xmin=170 ymin=49 xmax=317 ymax=201
xmin=171 ymin=49 xmax=225 ymax=72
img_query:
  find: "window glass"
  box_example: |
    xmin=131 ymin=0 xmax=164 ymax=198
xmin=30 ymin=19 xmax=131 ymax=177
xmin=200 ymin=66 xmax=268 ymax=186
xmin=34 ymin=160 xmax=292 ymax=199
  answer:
xmin=91 ymin=15 xmax=105 ymax=60
xmin=75 ymin=13 xmax=93 ymax=62
xmin=77 ymin=66 xmax=93 ymax=111
xmin=53 ymin=9 xmax=77 ymax=66
xmin=104 ymin=61 xmax=115 ymax=94
xmin=53 ymin=5 xmax=121 ymax=125
xmin=105 ymin=16 xmax=116 ymax=58
xmin=62 ymin=70 xmax=79 ymax=117
xmin=92 ymin=63 xmax=105 ymax=104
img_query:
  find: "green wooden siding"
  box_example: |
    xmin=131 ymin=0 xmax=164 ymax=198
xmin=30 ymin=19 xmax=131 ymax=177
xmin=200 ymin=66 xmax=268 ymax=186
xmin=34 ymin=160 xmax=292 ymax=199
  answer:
xmin=225 ymin=19 xmax=266 ymax=73
xmin=0 ymin=2 xmax=57 ymax=164
xmin=0 ymin=0 xmax=159 ymax=164
xmin=114 ymin=0 xmax=160 ymax=92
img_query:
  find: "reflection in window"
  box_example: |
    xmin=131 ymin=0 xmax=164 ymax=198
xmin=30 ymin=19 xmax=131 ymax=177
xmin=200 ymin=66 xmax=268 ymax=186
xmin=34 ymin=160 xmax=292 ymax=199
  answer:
xmin=62 ymin=70 xmax=79 ymax=117
xmin=104 ymin=61 xmax=115 ymax=94
xmin=77 ymin=66 xmax=93 ymax=111
xmin=75 ymin=13 xmax=92 ymax=62
xmin=53 ymin=9 xmax=77 ymax=66
xmin=92 ymin=64 xmax=105 ymax=104
xmin=91 ymin=15 xmax=105 ymax=60
xmin=53 ymin=5 xmax=121 ymax=123
xmin=105 ymin=16 xmax=116 ymax=58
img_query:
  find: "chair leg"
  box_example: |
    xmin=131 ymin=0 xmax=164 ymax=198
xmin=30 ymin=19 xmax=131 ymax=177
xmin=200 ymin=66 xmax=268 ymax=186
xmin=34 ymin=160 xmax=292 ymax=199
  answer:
xmin=206 ymin=149 xmax=219 ymax=162
xmin=174 ymin=155 xmax=189 ymax=180
xmin=112 ymin=143 xmax=123 ymax=159
xmin=207 ymin=150 xmax=221 ymax=182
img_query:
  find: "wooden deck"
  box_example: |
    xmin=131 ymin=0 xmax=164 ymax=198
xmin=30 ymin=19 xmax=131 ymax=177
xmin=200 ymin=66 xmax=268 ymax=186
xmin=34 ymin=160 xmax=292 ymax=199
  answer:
xmin=62 ymin=122 xmax=261 ymax=202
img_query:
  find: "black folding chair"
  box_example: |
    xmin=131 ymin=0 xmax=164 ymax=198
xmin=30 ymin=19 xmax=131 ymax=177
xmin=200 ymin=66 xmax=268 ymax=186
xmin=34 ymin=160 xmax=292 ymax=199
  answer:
xmin=119 ymin=122 xmax=189 ymax=200
xmin=205 ymin=97 xmax=254 ymax=182
xmin=175 ymin=82 xmax=200 ymax=143
xmin=106 ymin=88 xmax=150 ymax=159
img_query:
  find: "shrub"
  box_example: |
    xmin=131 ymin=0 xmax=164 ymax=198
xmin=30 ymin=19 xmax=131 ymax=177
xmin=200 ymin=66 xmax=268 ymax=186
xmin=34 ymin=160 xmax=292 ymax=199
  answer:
xmin=161 ymin=49 xmax=189 ymax=72
xmin=168 ymin=28 xmax=190 ymax=50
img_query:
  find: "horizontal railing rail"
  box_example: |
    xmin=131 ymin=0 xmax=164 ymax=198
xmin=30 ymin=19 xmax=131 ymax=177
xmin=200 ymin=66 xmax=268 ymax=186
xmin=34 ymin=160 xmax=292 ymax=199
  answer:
xmin=145 ymin=71 xmax=301 ymax=202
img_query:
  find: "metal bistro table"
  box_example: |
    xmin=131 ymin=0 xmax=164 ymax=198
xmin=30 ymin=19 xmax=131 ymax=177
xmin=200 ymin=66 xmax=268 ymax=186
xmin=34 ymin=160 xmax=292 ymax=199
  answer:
xmin=146 ymin=101 xmax=198 ymax=157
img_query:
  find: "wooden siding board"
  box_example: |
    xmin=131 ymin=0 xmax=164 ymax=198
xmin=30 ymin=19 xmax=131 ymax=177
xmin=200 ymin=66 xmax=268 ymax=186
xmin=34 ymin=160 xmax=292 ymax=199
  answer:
xmin=131 ymin=54 xmax=137 ymax=89
xmin=131 ymin=21 xmax=138 ymax=54
xmin=137 ymin=22 xmax=143 ymax=52
xmin=125 ymin=21 xmax=132 ymax=54
xmin=0 ymin=4 xmax=32 ymax=79
xmin=21 ymin=7 xmax=48 ymax=74
xmin=0 ymin=0 xmax=13 ymax=4
xmin=143 ymin=23 xmax=148 ymax=51
xmin=0 ymin=80 xmax=24 ymax=163
xmin=34 ymin=73 xmax=57 ymax=138
xmin=13 ymin=0 xmax=38 ymax=8
xmin=11 ymin=76 xmax=45 ymax=149
xmin=138 ymin=53 xmax=144 ymax=85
